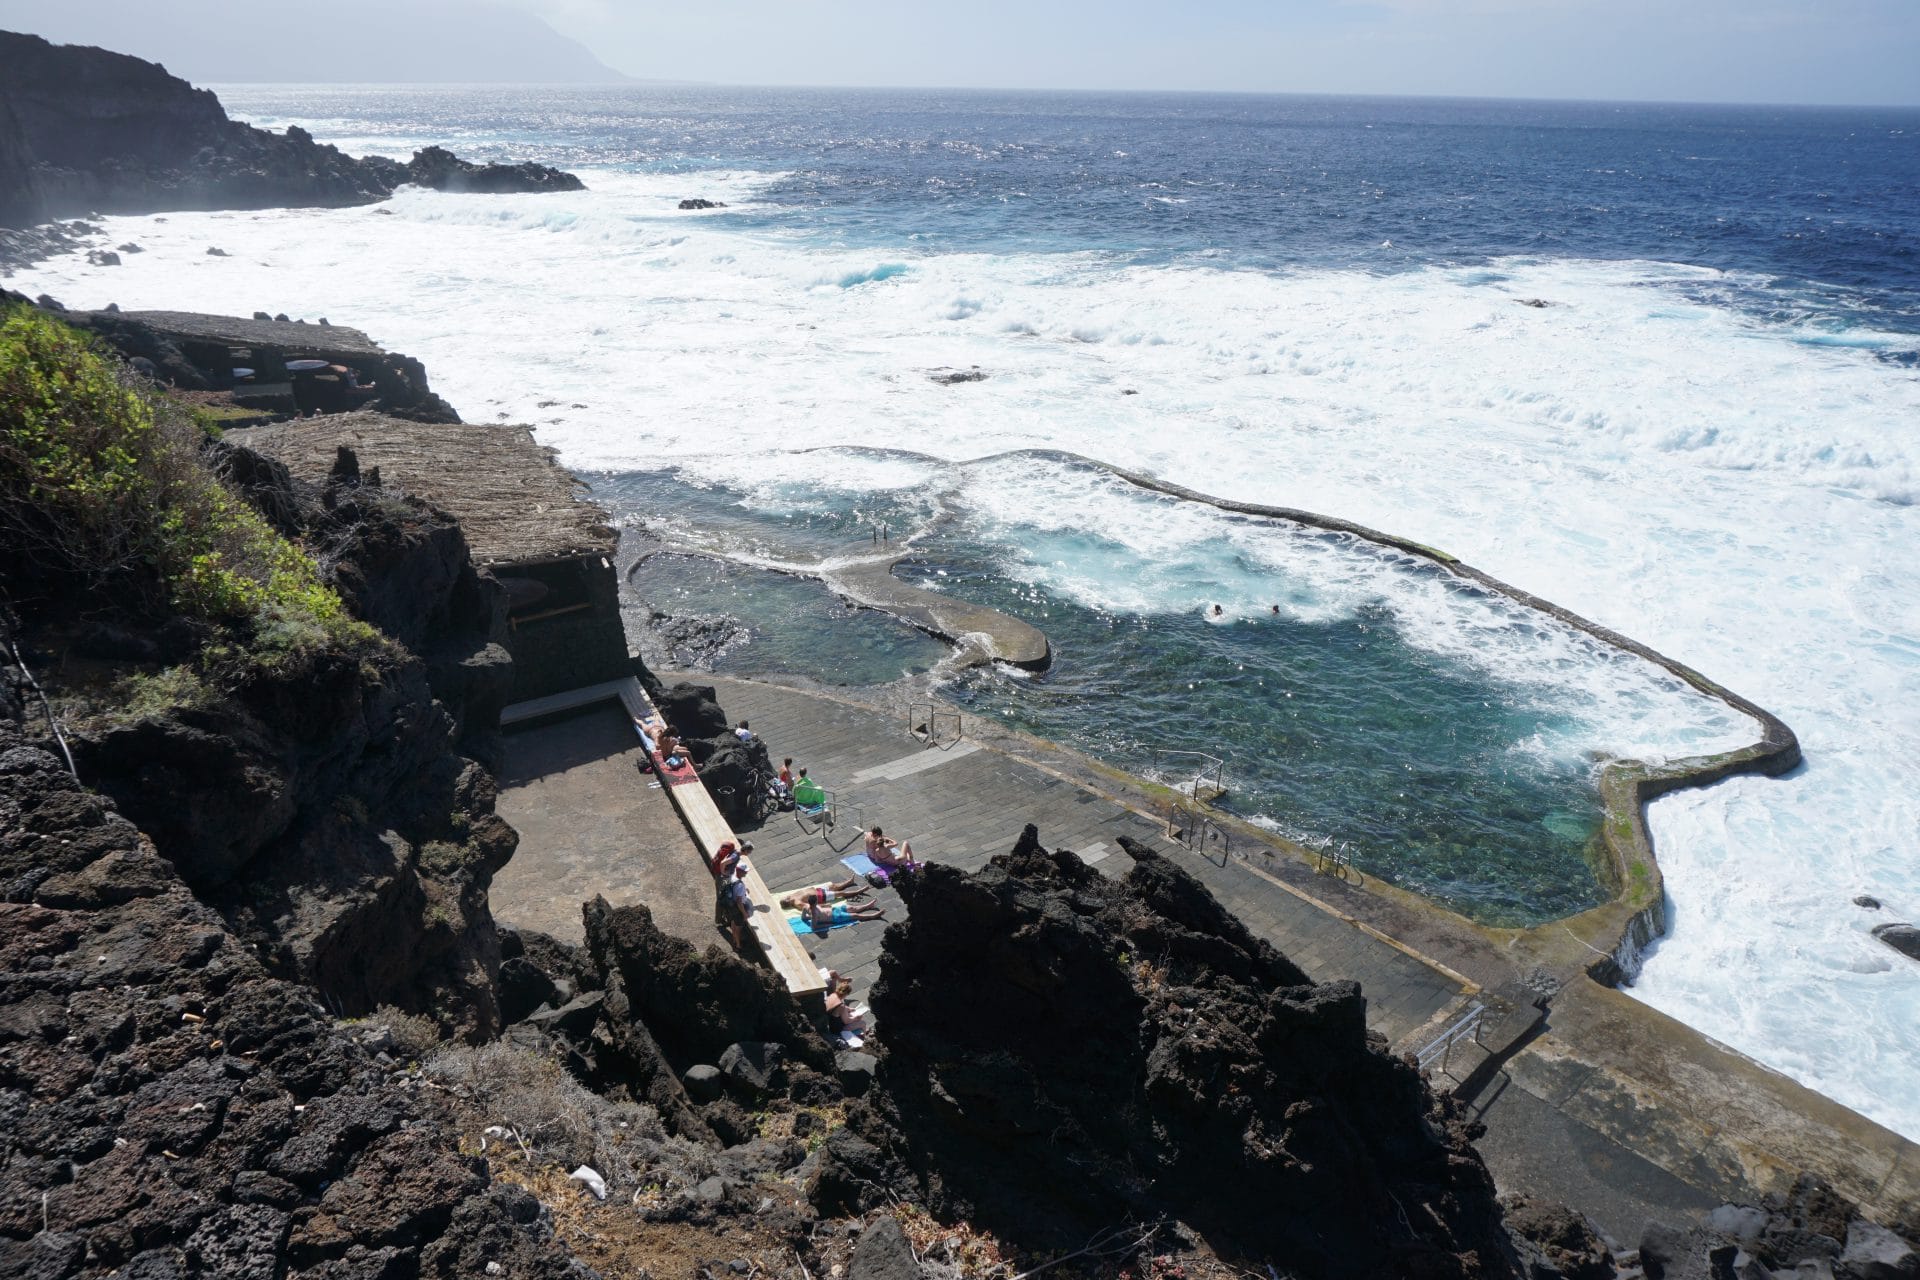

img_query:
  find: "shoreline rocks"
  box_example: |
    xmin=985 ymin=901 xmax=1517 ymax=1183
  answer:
xmin=0 ymin=31 xmax=584 ymax=237
xmin=829 ymin=824 xmax=1520 ymax=1277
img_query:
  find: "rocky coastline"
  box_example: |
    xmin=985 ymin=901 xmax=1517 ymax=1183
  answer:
xmin=3 ymin=281 xmax=1917 ymax=1279
xmin=0 ymin=31 xmax=584 ymax=258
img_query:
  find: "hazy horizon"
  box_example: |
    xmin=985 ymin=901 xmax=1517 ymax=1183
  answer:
xmin=2 ymin=0 xmax=1917 ymax=107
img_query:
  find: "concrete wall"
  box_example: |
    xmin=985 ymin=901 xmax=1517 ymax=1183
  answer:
xmin=501 ymin=554 xmax=631 ymax=701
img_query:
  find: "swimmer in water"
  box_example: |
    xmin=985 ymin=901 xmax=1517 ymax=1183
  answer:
xmin=1211 ymin=604 xmax=1224 ymax=618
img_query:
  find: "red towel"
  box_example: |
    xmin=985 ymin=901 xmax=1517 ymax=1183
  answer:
xmin=652 ymin=751 xmax=700 ymax=787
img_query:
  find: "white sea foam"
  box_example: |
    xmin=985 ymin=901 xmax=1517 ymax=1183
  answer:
xmin=14 ymin=166 xmax=1920 ymax=1140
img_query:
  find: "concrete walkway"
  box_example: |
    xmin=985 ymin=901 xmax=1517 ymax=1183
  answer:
xmin=707 ymin=675 xmax=1465 ymax=1049
xmin=493 ymin=704 xmax=714 ymax=948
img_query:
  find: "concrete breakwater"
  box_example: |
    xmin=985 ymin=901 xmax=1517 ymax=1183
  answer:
xmin=620 ymin=446 xmax=1798 ymax=968
xmin=1064 ymin=450 xmax=1800 ymax=979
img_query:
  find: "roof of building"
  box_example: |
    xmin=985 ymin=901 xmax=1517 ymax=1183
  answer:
xmin=99 ymin=310 xmax=387 ymax=357
xmin=227 ymin=412 xmax=616 ymax=566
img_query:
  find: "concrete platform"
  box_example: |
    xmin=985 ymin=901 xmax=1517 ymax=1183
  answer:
xmin=695 ymin=672 xmax=1920 ymax=1236
xmin=492 ymin=704 xmax=716 ymax=949
xmin=704 ymin=674 xmax=1466 ymax=1049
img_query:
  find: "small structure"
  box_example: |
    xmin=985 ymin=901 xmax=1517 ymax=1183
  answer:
xmin=228 ymin=411 xmax=627 ymax=701
xmin=70 ymin=309 xmax=446 ymax=418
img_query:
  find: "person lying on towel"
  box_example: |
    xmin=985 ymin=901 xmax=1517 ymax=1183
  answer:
xmin=778 ymin=879 xmax=869 ymax=910
xmin=800 ymin=896 xmax=884 ymax=929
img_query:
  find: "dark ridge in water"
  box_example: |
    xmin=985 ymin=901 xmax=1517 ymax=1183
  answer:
xmin=626 ymin=551 xmax=949 ymax=686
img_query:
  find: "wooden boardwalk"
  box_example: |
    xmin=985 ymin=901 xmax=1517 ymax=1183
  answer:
xmin=708 ymin=675 xmax=1467 ymax=1048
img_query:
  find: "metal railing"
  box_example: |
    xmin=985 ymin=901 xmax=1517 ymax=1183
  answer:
xmin=1165 ymin=795 xmax=1232 ymax=863
xmin=1312 ymin=838 xmax=1355 ymax=878
xmin=907 ymin=701 xmax=966 ymax=750
xmin=1150 ymin=748 xmax=1228 ymax=803
xmin=1414 ymin=1002 xmax=1488 ymax=1079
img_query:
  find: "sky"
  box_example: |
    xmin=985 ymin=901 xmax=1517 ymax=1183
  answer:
xmin=3 ymin=0 xmax=1918 ymax=103
xmin=519 ymin=0 xmax=1920 ymax=105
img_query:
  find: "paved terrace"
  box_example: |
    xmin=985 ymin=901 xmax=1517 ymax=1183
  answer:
xmin=701 ymin=675 xmax=1920 ymax=1243
xmin=707 ymin=675 xmax=1464 ymax=1051
xmin=484 ymin=671 xmax=1919 ymax=1243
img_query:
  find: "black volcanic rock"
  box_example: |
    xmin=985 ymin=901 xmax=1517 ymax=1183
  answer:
xmin=1872 ymin=922 xmax=1920 ymax=963
xmin=45 ymin=443 xmax=520 ymax=1038
xmin=0 ymin=31 xmax=584 ymax=229
xmin=398 ymin=145 xmax=586 ymax=196
xmin=835 ymin=825 xmax=1520 ymax=1278
xmin=0 ymin=724 xmax=582 ymax=1279
xmin=0 ymin=94 xmax=47 ymax=227
xmin=679 ymin=198 xmax=727 ymax=210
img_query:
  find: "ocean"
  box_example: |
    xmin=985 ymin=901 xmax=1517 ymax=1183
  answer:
xmin=11 ymin=86 xmax=1918 ymax=1136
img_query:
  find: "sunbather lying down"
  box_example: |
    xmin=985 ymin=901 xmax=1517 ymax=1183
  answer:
xmin=799 ymin=897 xmax=884 ymax=929
xmin=777 ymin=879 xmax=869 ymax=910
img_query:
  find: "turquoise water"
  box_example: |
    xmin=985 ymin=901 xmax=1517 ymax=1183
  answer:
xmin=599 ymin=466 xmax=1653 ymax=926
xmin=893 ymin=556 xmax=1608 ymax=926
xmin=625 ymin=551 xmax=949 ymax=687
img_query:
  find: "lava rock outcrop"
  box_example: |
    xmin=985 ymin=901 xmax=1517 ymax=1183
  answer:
xmin=829 ymin=826 xmax=1519 ymax=1279
xmin=0 ymin=722 xmax=581 ymax=1278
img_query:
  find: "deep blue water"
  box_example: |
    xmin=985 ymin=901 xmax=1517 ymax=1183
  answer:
xmin=224 ymin=85 xmax=1920 ymax=333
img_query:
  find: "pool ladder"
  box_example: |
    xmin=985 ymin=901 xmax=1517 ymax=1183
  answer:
xmin=907 ymin=702 xmax=966 ymax=750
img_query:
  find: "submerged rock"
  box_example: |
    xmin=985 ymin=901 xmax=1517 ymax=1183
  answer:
xmin=928 ymin=367 xmax=987 ymax=385
xmin=679 ymin=197 xmax=728 ymax=210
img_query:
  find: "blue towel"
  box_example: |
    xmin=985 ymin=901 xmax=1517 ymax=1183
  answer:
xmin=841 ymin=853 xmax=879 ymax=876
xmin=788 ymin=908 xmax=859 ymax=935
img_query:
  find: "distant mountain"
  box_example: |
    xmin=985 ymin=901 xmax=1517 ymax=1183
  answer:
xmin=0 ymin=0 xmax=634 ymax=83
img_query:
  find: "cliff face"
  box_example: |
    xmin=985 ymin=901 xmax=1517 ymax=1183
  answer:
xmin=0 ymin=30 xmax=584 ymax=228
xmin=0 ymin=711 xmax=583 ymax=1278
xmin=0 ymin=97 xmax=47 ymax=229
xmin=61 ymin=448 xmax=522 ymax=1037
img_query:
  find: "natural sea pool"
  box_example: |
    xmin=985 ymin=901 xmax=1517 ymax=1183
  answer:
xmin=604 ymin=461 xmax=1750 ymax=928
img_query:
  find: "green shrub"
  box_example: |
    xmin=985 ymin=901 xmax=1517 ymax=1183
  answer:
xmin=111 ymin=665 xmax=219 ymax=724
xmin=0 ymin=301 xmax=382 ymax=672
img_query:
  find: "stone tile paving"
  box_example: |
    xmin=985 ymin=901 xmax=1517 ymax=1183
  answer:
xmin=708 ymin=675 xmax=1466 ymax=1047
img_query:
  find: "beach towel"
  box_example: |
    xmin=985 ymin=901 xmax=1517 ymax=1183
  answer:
xmin=844 ymin=853 xmax=917 ymax=886
xmin=652 ymin=751 xmax=699 ymax=787
xmin=786 ymin=906 xmax=860 ymax=935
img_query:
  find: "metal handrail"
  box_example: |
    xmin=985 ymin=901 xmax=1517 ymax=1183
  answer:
xmin=1313 ymin=839 xmax=1354 ymax=877
xmin=1415 ymin=1002 xmax=1487 ymax=1079
xmin=907 ymin=701 xmax=966 ymax=750
xmin=1165 ymin=795 xmax=1232 ymax=864
xmin=1150 ymin=747 xmax=1228 ymax=803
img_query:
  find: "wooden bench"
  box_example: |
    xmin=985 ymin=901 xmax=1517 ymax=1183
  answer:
xmin=502 ymin=678 xmax=824 ymax=998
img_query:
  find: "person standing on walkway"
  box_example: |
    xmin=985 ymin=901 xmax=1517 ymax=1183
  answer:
xmin=722 ymin=863 xmax=754 ymax=949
